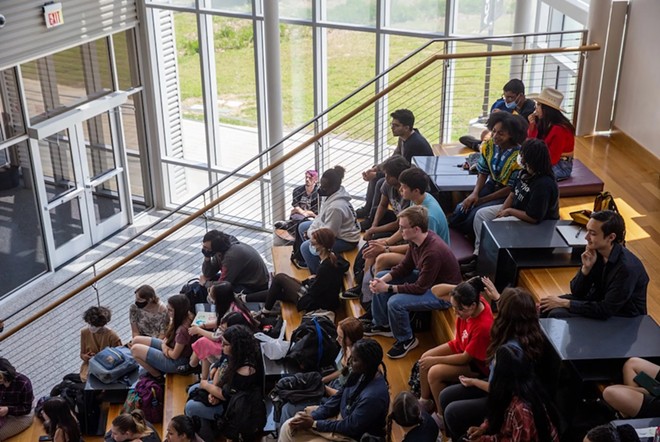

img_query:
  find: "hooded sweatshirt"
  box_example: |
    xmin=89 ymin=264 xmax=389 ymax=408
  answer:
xmin=308 ymin=186 xmax=361 ymax=243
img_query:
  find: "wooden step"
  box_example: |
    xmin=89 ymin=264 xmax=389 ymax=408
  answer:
xmin=518 ymin=267 xmax=575 ymax=302
xmin=163 ymin=374 xmax=196 ymax=435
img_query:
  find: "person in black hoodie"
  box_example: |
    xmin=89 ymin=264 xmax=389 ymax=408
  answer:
xmin=246 ymin=228 xmax=349 ymax=314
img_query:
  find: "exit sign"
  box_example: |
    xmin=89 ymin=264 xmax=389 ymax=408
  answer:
xmin=44 ymin=3 xmax=64 ymax=29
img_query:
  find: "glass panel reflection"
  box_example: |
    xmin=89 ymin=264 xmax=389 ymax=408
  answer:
xmin=50 ymin=197 xmax=84 ymax=248
xmin=83 ymin=112 xmax=116 ymax=179
xmin=38 ymin=130 xmax=77 ymax=203
xmin=92 ymin=175 xmax=122 ymax=224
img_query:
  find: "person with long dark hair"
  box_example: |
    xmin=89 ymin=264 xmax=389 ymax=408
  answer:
xmin=527 ymin=87 xmax=575 ymax=180
xmin=440 ymin=285 xmax=546 ymax=439
xmin=387 ymin=391 xmax=439 ymax=442
xmin=296 ymin=165 xmax=361 ymax=273
xmin=279 ymin=338 xmax=390 ymax=441
xmin=246 ymin=228 xmax=349 ymax=315
xmin=184 ymin=325 xmax=263 ymax=440
xmin=466 ymin=345 xmax=559 ymax=441
xmin=181 ymin=281 xmax=257 ymax=377
xmin=418 ymin=277 xmax=494 ymax=428
xmin=164 ymin=415 xmax=204 ymax=442
xmin=449 ymin=112 xmax=526 ymax=235
xmin=42 ymin=397 xmax=81 ymax=442
xmin=0 ymin=358 xmax=34 ymax=440
xmin=131 ymin=294 xmax=193 ymax=378
xmin=469 ymin=138 xmax=559 ymax=263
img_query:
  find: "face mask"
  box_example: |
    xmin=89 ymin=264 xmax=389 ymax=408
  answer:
xmin=88 ymin=325 xmax=101 ymax=333
xmin=135 ymin=300 xmax=148 ymax=309
xmin=207 ymin=294 xmax=215 ymax=305
xmin=202 ymin=248 xmax=214 ymax=258
xmin=505 ymin=100 xmax=517 ymax=110
xmin=309 ymin=243 xmax=319 ymax=256
xmin=516 ymin=155 xmax=524 ymax=168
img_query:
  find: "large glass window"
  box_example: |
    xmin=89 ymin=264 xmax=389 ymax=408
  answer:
xmin=454 ymin=0 xmax=516 ymax=35
xmin=0 ymin=69 xmax=25 ymax=142
xmin=22 ymin=40 xmax=113 ymax=124
xmin=325 ymin=0 xmax=376 ymax=27
xmin=387 ymin=0 xmax=446 ymax=33
xmin=122 ymin=93 xmax=152 ymax=214
xmin=280 ymin=24 xmax=314 ymax=130
xmin=280 ymin=0 xmax=312 ymax=20
xmin=114 ymin=30 xmax=142 ymax=91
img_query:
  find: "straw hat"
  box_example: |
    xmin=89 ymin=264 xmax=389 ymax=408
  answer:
xmin=529 ymin=88 xmax=566 ymax=112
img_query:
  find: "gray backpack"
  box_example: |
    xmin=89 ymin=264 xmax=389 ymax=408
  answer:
xmin=88 ymin=346 xmax=138 ymax=384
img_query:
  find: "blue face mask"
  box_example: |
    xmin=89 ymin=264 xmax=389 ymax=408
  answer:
xmin=309 ymin=243 xmax=319 ymax=256
xmin=505 ymin=100 xmax=517 ymax=110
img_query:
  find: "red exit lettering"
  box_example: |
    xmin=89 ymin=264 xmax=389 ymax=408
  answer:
xmin=48 ymin=11 xmax=62 ymax=26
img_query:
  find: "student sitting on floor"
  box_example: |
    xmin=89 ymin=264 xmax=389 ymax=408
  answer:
xmin=42 ymin=397 xmax=82 ymax=442
xmin=0 ymin=357 xmax=34 ymax=441
xmin=387 ymin=391 xmax=439 ymax=442
xmin=80 ymin=305 xmax=122 ymax=382
xmin=602 ymin=357 xmax=660 ymax=419
xmin=540 ymin=210 xmax=649 ymax=319
xmin=164 ymin=415 xmax=204 ymax=442
xmin=131 ymin=294 xmax=193 ymax=379
xmin=279 ymin=338 xmax=390 ymax=442
xmin=105 ymin=410 xmax=161 ymax=442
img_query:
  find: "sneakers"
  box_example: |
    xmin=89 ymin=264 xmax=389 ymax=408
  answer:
xmin=355 ymin=206 xmax=369 ymax=218
xmin=358 ymin=310 xmax=373 ymax=324
xmin=340 ymin=286 xmax=361 ymax=300
xmin=236 ymin=293 xmax=248 ymax=304
xmin=363 ymin=323 xmax=393 ymax=337
xmin=460 ymin=257 xmax=478 ymax=273
xmin=274 ymin=220 xmax=289 ymax=230
xmin=387 ymin=337 xmax=419 ymax=359
xmin=459 ymin=135 xmax=481 ymax=151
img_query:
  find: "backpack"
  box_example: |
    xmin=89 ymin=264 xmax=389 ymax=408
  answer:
xmin=570 ymin=191 xmax=619 ymax=226
xmin=134 ymin=377 xmax=164 ymax=423
xmin=285 ymin=315 xmax=340 ymax=372
xmin=88 ymin=346 xmax=138 ymax=384
xmin=216 ymin=386 xmax=266 ymax=441
xmin=180 ymin=278 xmax=208 ymax=312
xmin=269 ymin=372 xmax=325 ymax=422
xmin=49 ymin=373 xmax=85 ymax=417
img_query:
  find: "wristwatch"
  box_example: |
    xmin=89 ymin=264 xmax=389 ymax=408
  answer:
xmin=387 ymin=285 xmax=394 ymax=294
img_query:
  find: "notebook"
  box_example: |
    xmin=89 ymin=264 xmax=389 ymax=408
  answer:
xmin=192 ymin=311 xmax=215 ymax=326
xmin=556 ymin=225 xmax=588 ymax=247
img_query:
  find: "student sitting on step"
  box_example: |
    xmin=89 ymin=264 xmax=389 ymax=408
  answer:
xmin=602 ymin=357 xmax=660 ymax=419
xmin=80 ymin=305 xmax=122 ymax=382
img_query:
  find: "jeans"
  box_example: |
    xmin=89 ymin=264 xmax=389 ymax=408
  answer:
xmin=145 ymin=338 xmax=190 ymax=373
xmin=299 ymin=221 xmax=357 ymax=274
xmin=185 ymin=383 xmax=224 ymax=420
xmin=371 ymin=271 xmax=451 ymax=343
xmin=553 ymin=158 xmax=573 ymax=181
xmin=448 ymin=180 xmax=507 ymax=234
xmin=440 ymin=384 xmax=487 ymax=439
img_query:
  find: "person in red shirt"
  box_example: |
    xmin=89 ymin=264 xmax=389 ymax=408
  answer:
xmin=527 ymin=88 xmax=575 ymax=180
xmin=418 ymin=277 xmax=494 ymax=428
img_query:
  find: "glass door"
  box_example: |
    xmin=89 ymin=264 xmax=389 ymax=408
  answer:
xmin=29 ymin=98 xmax=129 ymax=268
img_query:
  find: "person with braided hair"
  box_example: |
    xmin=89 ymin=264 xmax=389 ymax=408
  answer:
xmin=387 ymin=391 xmax=438 ymax=442
xmin=279 ymin=338 xmax=390 ymax=441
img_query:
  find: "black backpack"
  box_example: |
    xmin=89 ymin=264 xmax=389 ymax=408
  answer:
xmin=285 ymin=315 xmax=340 ymax=372
xmin=215 ymin=386 xmax=266 ymax=442
xmin=179 ymin=278 xmax=208 ymax=313
xmin=269 ymin=372 xmax=325 ymax=422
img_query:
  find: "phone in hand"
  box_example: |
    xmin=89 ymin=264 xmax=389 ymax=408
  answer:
xmin=633 ymin=371 xmax=660 ymax=397
xmin=39 ymin=436 xmax=53 ymax=441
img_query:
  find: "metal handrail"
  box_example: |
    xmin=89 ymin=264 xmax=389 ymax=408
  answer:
xmin=0 ymin=41 xmax=600 ymax=342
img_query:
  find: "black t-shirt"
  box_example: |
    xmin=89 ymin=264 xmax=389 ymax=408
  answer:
xmin=395 ymin=129 xmax=433 ymax=163
xmin=402 ymin=410 xmax=439 ymax=442
xmin=292 ymin=184 xmax=319 ymax=214
xmin=511 ymin=173 xmax=559 ymax=221
xmin=517 ymin=98 xmax=536 ymax=119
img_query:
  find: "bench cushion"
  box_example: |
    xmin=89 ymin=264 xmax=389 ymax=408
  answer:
xmin=558 ymin=159 xmax=604 ymax=197
xmin=449 ymin=228 xmax=474 ymax=263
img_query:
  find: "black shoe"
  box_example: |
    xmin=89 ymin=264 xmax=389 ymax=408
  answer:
xmin=459 ymin=135 xmax=481 ymax=151
xmin=358 ymin=310 xmax=373 ymax=323
xmin=340 ymin=286 xmax=362 ymax=300
xmin=463 ymin=270 xmax=479 ymax=280
xmin=364 ymin=323 xmax=393 ymax=337
xmin=387 ymin=337 xmax=419 ymax=359
xmin=176 ymin=364 xmax=201 ymax=375
xmin=460 ymin=258 xmax=477 ymax=273
xmin=360 ymin=218 xmax=373 ymax=232
xmin=274 ymin=220 xmax=289 ymax=230
xmin=355 ymin=206 xmax=369 ymax=218
xmin=291 ymin=257 xmax=308 ymax=269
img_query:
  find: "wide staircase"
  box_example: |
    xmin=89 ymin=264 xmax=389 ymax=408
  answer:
xmin=4 ymin=31 xmax=659 ymax=441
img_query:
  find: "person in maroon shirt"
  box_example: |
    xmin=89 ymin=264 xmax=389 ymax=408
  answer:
xmin=365 ymin=206 xmax=461 ymax=359
xmin=0 ymin=357 xmax=34 ymax=440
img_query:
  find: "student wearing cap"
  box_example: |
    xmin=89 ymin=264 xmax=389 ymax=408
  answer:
xmin=527 ymin=87 xmax=575 ymax=180
xmin=0 ymin=358 xmax=34 ymax=441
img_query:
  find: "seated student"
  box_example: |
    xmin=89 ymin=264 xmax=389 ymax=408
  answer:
xmin=387 ymin=391 xmax=439 ymax=442
xmin=365 ymin=206 xmax=461 ymax=359
xmin=356 ymin=109 xmax=433 ymax=223
xmin=468 ymin=138 xmax=559 ymax=266
xmin=466 ymin=345 xmax=559 ymax=442
xmin=182 ymin=282 xmax=257 ymax=377
xmin=105 ymin=410 xmax=161 ymax=442
xmin=602 ymin=357 xmax=660 ymax=419
xmin=80 ymin=306 xmax=122 ymax=382
xmin=274 ymin=170 xmax=320 ymax=241
xmin=296 ymin=166 xmax=361 ymax=273
xmin=164 ymin=415 xmax=204 ymax=442
xmin=42 ymin=397 xmax=82 ymax=442
xmin=184 ymin=325 xmax=263 ymax=441
xmin=459 ymin=79 xmax=536 ymax=151
xmin=449 ymin=112 xmax=526 ymax=235
xmin=362 ymin=155 xmax=411 ymax=238
xmin=279 ymin=338 xmax=390 ymax=442
xmin=0 ymin=358 xmax=34 ymax=441
xmin=440 ymin=285 xmax=545 ymax=440
xmin=418 ymin=278 xmax=494 ymax=427
xmin=200 ymin=229 xmax=269 ymax=293
xmin=131 ymin=294 xmax=193 ymax=379
xmin=540 ymin=210 xmax=649 ymax=319
xmin=584 ymin=423 xmax=640 ymax=442
xmin=130 ymin=285 xmax=169 ymax=339
xmin=248 ymin=228 xmax=349 ymax=315
xmin=527 ymin=87 xmax=575 ymax=180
